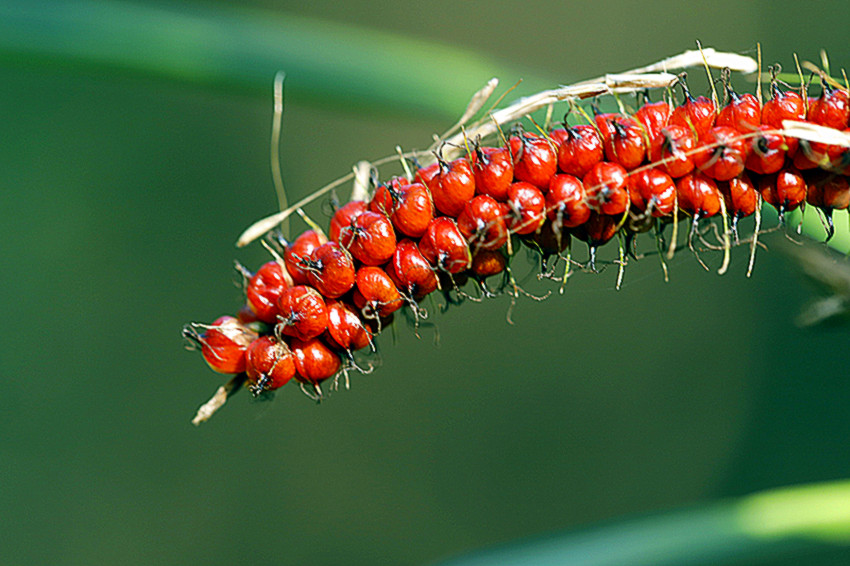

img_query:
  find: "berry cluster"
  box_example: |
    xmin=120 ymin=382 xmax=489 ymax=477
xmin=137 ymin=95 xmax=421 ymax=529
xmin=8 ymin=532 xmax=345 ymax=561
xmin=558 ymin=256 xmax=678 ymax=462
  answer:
xmin=185 ymin=69 xmax=850 ymax=414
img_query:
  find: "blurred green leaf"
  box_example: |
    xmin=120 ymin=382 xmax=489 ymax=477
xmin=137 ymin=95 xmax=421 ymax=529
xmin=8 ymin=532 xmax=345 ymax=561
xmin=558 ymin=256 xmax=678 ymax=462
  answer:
xmin=435 ymin=480 xmax=850 ymax=566
xmin=0 ymin=0 xmax=551 ymax=120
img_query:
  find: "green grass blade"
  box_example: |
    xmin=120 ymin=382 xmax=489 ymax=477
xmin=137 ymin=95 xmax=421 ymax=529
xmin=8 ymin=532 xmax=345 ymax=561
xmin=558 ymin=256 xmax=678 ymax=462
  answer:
xmin=435 ymin=480 xmax=850 ymax=566
xmin=0 ymin=0 xmax=550 ymax=120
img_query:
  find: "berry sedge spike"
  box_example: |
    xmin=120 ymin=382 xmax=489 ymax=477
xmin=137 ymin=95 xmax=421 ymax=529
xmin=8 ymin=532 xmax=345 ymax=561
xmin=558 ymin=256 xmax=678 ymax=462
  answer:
xmin=187 ymin=47 xmax=850 ymax=425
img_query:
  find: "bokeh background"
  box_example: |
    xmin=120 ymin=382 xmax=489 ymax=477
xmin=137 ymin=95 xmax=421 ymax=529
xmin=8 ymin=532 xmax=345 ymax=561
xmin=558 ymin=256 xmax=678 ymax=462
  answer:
xmin=3 ymin=1 xmax=850 ymax=565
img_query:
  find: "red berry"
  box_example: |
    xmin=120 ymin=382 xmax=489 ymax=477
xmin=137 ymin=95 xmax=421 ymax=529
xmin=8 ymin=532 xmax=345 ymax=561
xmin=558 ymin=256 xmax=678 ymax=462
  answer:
xmin=692 ymin=126 xmax=750 ymax=181
xmin=370 ymin=181 xmax=434 ymax=238
xmin=245 ymin=261 xmax=292 ymax=324
xmin=505 ymin=182 xmax=546 ymax=235
xmin=634 ymin=100 xmax=672 ymax=141
xmin=601 ymin=116 xmax=646 ymax=170
xmin=575 ymin=212 xmax=619 ymax=247
xmin=762 ymin=86 xmax=805 ymax=155
xmin=353 ymin=266 xmax=404 ymax=317
xmin=419 ymin=217 xmax=471 ymax=274
xmin=472 ymin=146 xmax=514 ymax=201
xmin=627 ymin=168 xmax=676 ymax=217
xmin=245 ymin=335 xmax=296 ymax=393
xmin=594 ymin=112 xmax=621 ymax=141
xmin=759 ymin=166 xmax=806 ymax=214
xmin=387 ymin=239 xmax=439 ymax=299
xmin=806 ymin=170 xmax=850 ymax=211
xmin=509 ymin=133 xmax=558 ymax=189
xmin=284 ymin=230 xmax=327 ymax=286
xmin=457 ymin=195 xmax=509 ymax=251
xmin=305 ymin=241 xmax=356 ymax=299
xmin=792 ymin=140 xmax=831 ymax=170
xmin=808 ymin=85 xmax=850 ymax=130
xmin=676 ymin=172 xmax=722 ymax=218
xmin=762 ymin=87 xmax=805 ymax=128
xmin=745 ymin=126 xmax=787 ymax=175
xmin=340 ymin=210 xmax=397 ymax=266
xmin=716 ymin=92 xmax=760 ymax=133
xmin=237 ymin=304 xmax=260 ymax=324
xmin=471 ymin=249 xmax=506 ymax=279
xmin=189 ymin=316 xmax=256 ymax=374
xmin=582 ymin=161 xmax=629 ymax=216
xmin=291 ymin=338 xmax=340 ymax=384
xmin=557 ymin=124 xmax=604 ymax=178
xmin=329 ymin=201 xmax=368 ymax=242
xmin=648 ymin=124 xmax=697 ymax=178
xmin=427 ymin=157 xmax=476 ymax=217
xmin=670 ymin=81 xmax=716 ymax=141
xmin=546 ymin=174 xmax=590 ymax=227
xmin=415 ymin=162 xmax=440 ymax=185
xmin=718 ymin=173 xmax=758 ymax=220
xmin=548 ymin=127 xmax=570 ymax=146
xmin=326 ymin=300 xmax=372 ymax=351
xmin=276 ymin=285 xmax=329 ymax=341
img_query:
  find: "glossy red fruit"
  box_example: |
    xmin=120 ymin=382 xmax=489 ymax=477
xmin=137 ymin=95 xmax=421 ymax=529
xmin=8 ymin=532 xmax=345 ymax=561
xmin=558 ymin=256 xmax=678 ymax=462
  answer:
xmin=676 ymin=172 xmax=722 ymax=218
xmin=284 ymin=230 xmax=327 ymax=286
xmin=370 ymin=181 xmax=434 ymax=238
xmin=575 ymin=212 xmax=619 ymax=247
xmin=276 ymin=285 xmax=329 ymax=341
xmin=353 ymin=266 xmax=404 ymax=317
xmin=418 ymin=217 xmax=471 ymax=274
xmin=329 ymin=201 xmax=368 ymax=242
xmin=758 ymin=166 xmax=806 ymax=214
xmin=387 ymin=239 xmax=439 ymax=299
xmin=627 ymin=168 xmax=676 ymax=217
xmin=509 ymin=133 xmax=558 ymax=189
xmin=190 ymin=316 xmax=256 ymax=374
xmin=415 ymin=162 xmax=440 ymax=185
xmin=245 ymin=335 xmax=296 ymax=393
xmin=808 ymin=85 xmax=850 ymax=130
xmin=593 ymin=112 xmax=621 ymax=141
xmin=806 ymin=171 xmax=850 ymax=211
xmin=428 ymin=157 xmax=476 ymax=217
xmin=718 ymin=173 xmax=758 ymax=220
xmin=582 ymin=161 xmax=629 ymax=216
xmin=692 ymin=126 xmax=750 ymax=181
xmin=546 ymin=174 xmax=590 ymax=227
xmin=648 ymin=124 xmax=696 ymax=178
xmin=457 ymin=195 xmax=509 ymax=251
xmin=761 ymin=86 xmax=805 ymax=155
xmin=601 ymin=116 xmax=646 ymax=170
xmin=792 ymin=140 xmax=832 ymax=170
xmin=245 ymin=261 xmax=292 ymax=324
xmin=634 ymin=100 xmax=672 ymax=141
xmin=670 ymin=80 xmax=716 ymax=140
xmin=557 ymin=124 xmax=604 ymax=178
xmin=237 ymin=304 xmax=260 ymax=325
xmin=473 ymin=145 xmax=514 ymax=202
xmin=745 ymin=126 xmax=787 ymax=175
xmin=291 ymin=338 xmax=340 ymax=384
xmin=471 ymin=249 xmax=506 ymax=278
xmin=305 ymin=241 xmax=356 ymax=299
xmin=505 ymin=182 xmax=546 ymax=235
xmin=339 ymin=210 xmax=397 ymax=266
xmin=326 ymin=300 xmax=372 ymax=351
xmin=762 ymin=87 xmax=806 ymax=128
xmin=548 ymin=127 xmax=570 ymax=146
xmin=716 ymin=91 xmax=760 ymax=133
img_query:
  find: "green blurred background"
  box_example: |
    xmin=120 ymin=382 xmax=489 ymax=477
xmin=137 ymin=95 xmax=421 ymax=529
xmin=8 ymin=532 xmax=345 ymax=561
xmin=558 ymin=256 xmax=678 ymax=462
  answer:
xmin=3 ymin=1 xmax=850 ymax=565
